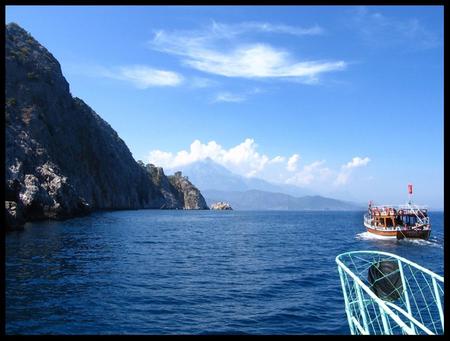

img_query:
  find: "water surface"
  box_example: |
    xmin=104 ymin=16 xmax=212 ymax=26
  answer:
xmin=5 ymin=210 xmax=444 ymax=334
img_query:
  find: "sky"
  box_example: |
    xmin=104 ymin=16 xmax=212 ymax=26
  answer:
xmin=5 ymin=6 xmax=444 ymax=208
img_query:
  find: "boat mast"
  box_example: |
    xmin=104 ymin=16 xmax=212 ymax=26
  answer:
xmin=407 ymin=184 xmax=427 ymax=226
xmin=408 ymin=183 xmax=413 ymax=205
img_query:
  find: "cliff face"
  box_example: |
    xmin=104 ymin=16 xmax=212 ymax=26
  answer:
xmin=143 ymin=165 xmax=208 ymax=210
xmin=5 ymin=23 xmax=207 ymax=229
xmin=167 ymin=171 xmax=209 ymax=210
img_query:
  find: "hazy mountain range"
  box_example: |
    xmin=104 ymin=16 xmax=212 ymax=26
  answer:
xmin=167 ymin=158 xmax=312 ymax=195
xmin=203 ymin=189 xmax=363 ymax=211
xmin=167 ymin=158 xmax=363 ymax=210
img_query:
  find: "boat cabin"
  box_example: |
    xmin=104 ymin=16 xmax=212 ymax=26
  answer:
xmin=369 ymin=207 xmax=427 ymax=228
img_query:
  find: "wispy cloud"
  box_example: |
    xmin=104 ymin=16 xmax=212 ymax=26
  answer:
xmin=334 ymin=156 xmax=371 ymax=186
xmin=210 ymin=20 xmax=324 ymax=37
xmin=286 ymin=160 xmax=332 ymax=186
xmin=213 ymin=91 xmax=246 ymax=103
xmin=65 ymin=63 xmax=184 ymax=88
xmin=104 ymin=65 xmax=183 ymax=88
xmin=149 ymin=21 xmax=346 ymax=82
xmin=189 ymin=76 xmax=218 ymax=89
xmin=182 ymin=43 xmax=346 ymax=79
xmin=351 ymin=6 xmax=441 ymax=50
xmin=212 ymin=87 xmax=264 ymax=103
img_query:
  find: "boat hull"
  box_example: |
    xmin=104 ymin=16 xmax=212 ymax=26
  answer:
xmin=364 ymin=223 xmax=431 ymax=240
xmin=365 ymin=226 xmax=397 ymax=238
xmin=396 ymin=228 xmax=431 ymax=240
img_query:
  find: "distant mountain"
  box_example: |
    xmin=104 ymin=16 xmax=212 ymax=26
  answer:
xmin=167 ymin=158 xmax=313 ymax=197
xmin=203 ymin=189 xmax=363 ymax=211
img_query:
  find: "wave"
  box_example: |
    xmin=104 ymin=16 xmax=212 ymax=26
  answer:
xmin=355 ymin=232 xmax=396 ymax=241
xmin=397 ymin=237 xmax=443 ymax=248
xmin=355 ymin=232 xmax=443 ymax=248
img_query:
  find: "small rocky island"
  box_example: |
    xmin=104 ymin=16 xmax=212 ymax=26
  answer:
xmin=4 ymin=23 xmax=208 ymax=230
xmin=210 ymin=202 xmax=233 ymax=210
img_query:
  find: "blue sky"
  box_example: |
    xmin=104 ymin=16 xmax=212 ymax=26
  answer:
xmin=6 ymin=6 xmax=443 ymax=208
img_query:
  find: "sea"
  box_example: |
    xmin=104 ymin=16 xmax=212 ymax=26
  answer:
xmin=5 ymin=210 xmax=444 ymax=334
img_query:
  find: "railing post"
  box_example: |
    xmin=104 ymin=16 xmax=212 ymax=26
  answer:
xmin=378 ymin=305 xmax=391 ymax=335
xmin=397 ymin=260 xmax=415 ymax=333
xmin=355 ymin=283 xmax=370 ymax=334
xmin=338 ymin=266 xmax=356 ymax=335
xmin=432 ymin=277 xmax=444 ymax=332
xmin=336 ymin=251 xmax=442 ymax=335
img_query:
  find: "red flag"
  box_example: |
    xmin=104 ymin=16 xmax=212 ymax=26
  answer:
xmin=408 ymin=184 xmax=413 ymax=194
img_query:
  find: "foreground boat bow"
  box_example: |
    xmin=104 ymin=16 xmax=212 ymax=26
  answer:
xmin=336 ymin=251 xmax=444 ymax=335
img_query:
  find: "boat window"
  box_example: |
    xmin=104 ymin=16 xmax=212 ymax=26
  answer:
xmin=401 ymin=215 xmax=417 ymax=226
xmin=386 ymin=218 xmax=393 ymax=227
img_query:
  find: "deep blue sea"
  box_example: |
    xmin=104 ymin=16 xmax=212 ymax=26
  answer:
xmin=5 ymin=210 xmax=444 ymax=334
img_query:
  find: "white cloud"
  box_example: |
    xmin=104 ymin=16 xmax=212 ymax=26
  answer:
xmin=286 ymin=160 xmax=332 ymax=186
xmin=213 ymin=91 xmax=246 ymax=103
xmin=148 ymin=138 xmax=271 ymax=178
xmin=287 ymin=154 xmax=300 ymax=171
xmin=190 ymin=76 xmax=218 ymax=88
xmin=210 ymin=20 xmax=324 ymax=37
xmin=149 ymin=22 xmax=346 ymax=82
xmin=212 ymin=87 xmax=266 ymax=103
xmin=269 ymin=156 xmax=285 ymax=164
xmin=148 ymin=139 xmax=371 ymax=191
xmin=352 ymin=6 xmax=441 ymax=50
xmin=66 ymin=63 xmax=184 ymax=88
xmin=107 ymin=65 xmax=183 ymax=88
xmin=335 ymin=156 xmax=371 ymax=186
xmin=184 ymin=43 xmax=346 ymax=79
xmin=335 ymin=172 xmax=350 ymax=186
xmin=147 ymin=138 xmax=368 ymax=191
xmin=146 ymin=150 xmax=174 ymax=166
xmin=246 ymin=22 xmax=324 ymax=36
xmin=343 ymin=156 xmax=370 ymax=169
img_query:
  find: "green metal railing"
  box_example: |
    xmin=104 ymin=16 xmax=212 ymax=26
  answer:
xmin=336 ymin=251 xmax=444 ymax=335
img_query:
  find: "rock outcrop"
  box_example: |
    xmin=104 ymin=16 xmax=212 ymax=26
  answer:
xmin=210 ymin=202 xmax=233 ymax=210
xmin=167 ymin=171 xmax=209 ymax=210
xmin=5 ymin=23 xmax=208 ymax=230
xmin=5 ymin=201 xmax=26 ymax=229
xmin=141 ymin=164 xmax=208 ymax=210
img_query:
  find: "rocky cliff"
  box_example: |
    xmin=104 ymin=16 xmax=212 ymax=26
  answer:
xmin=5 ymin=23 xmax=208 ymax=229
xmin=167 ymin=171 xmax=209 ymax=210
xmin=141 ymin=165 xmax=208 ymax=209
